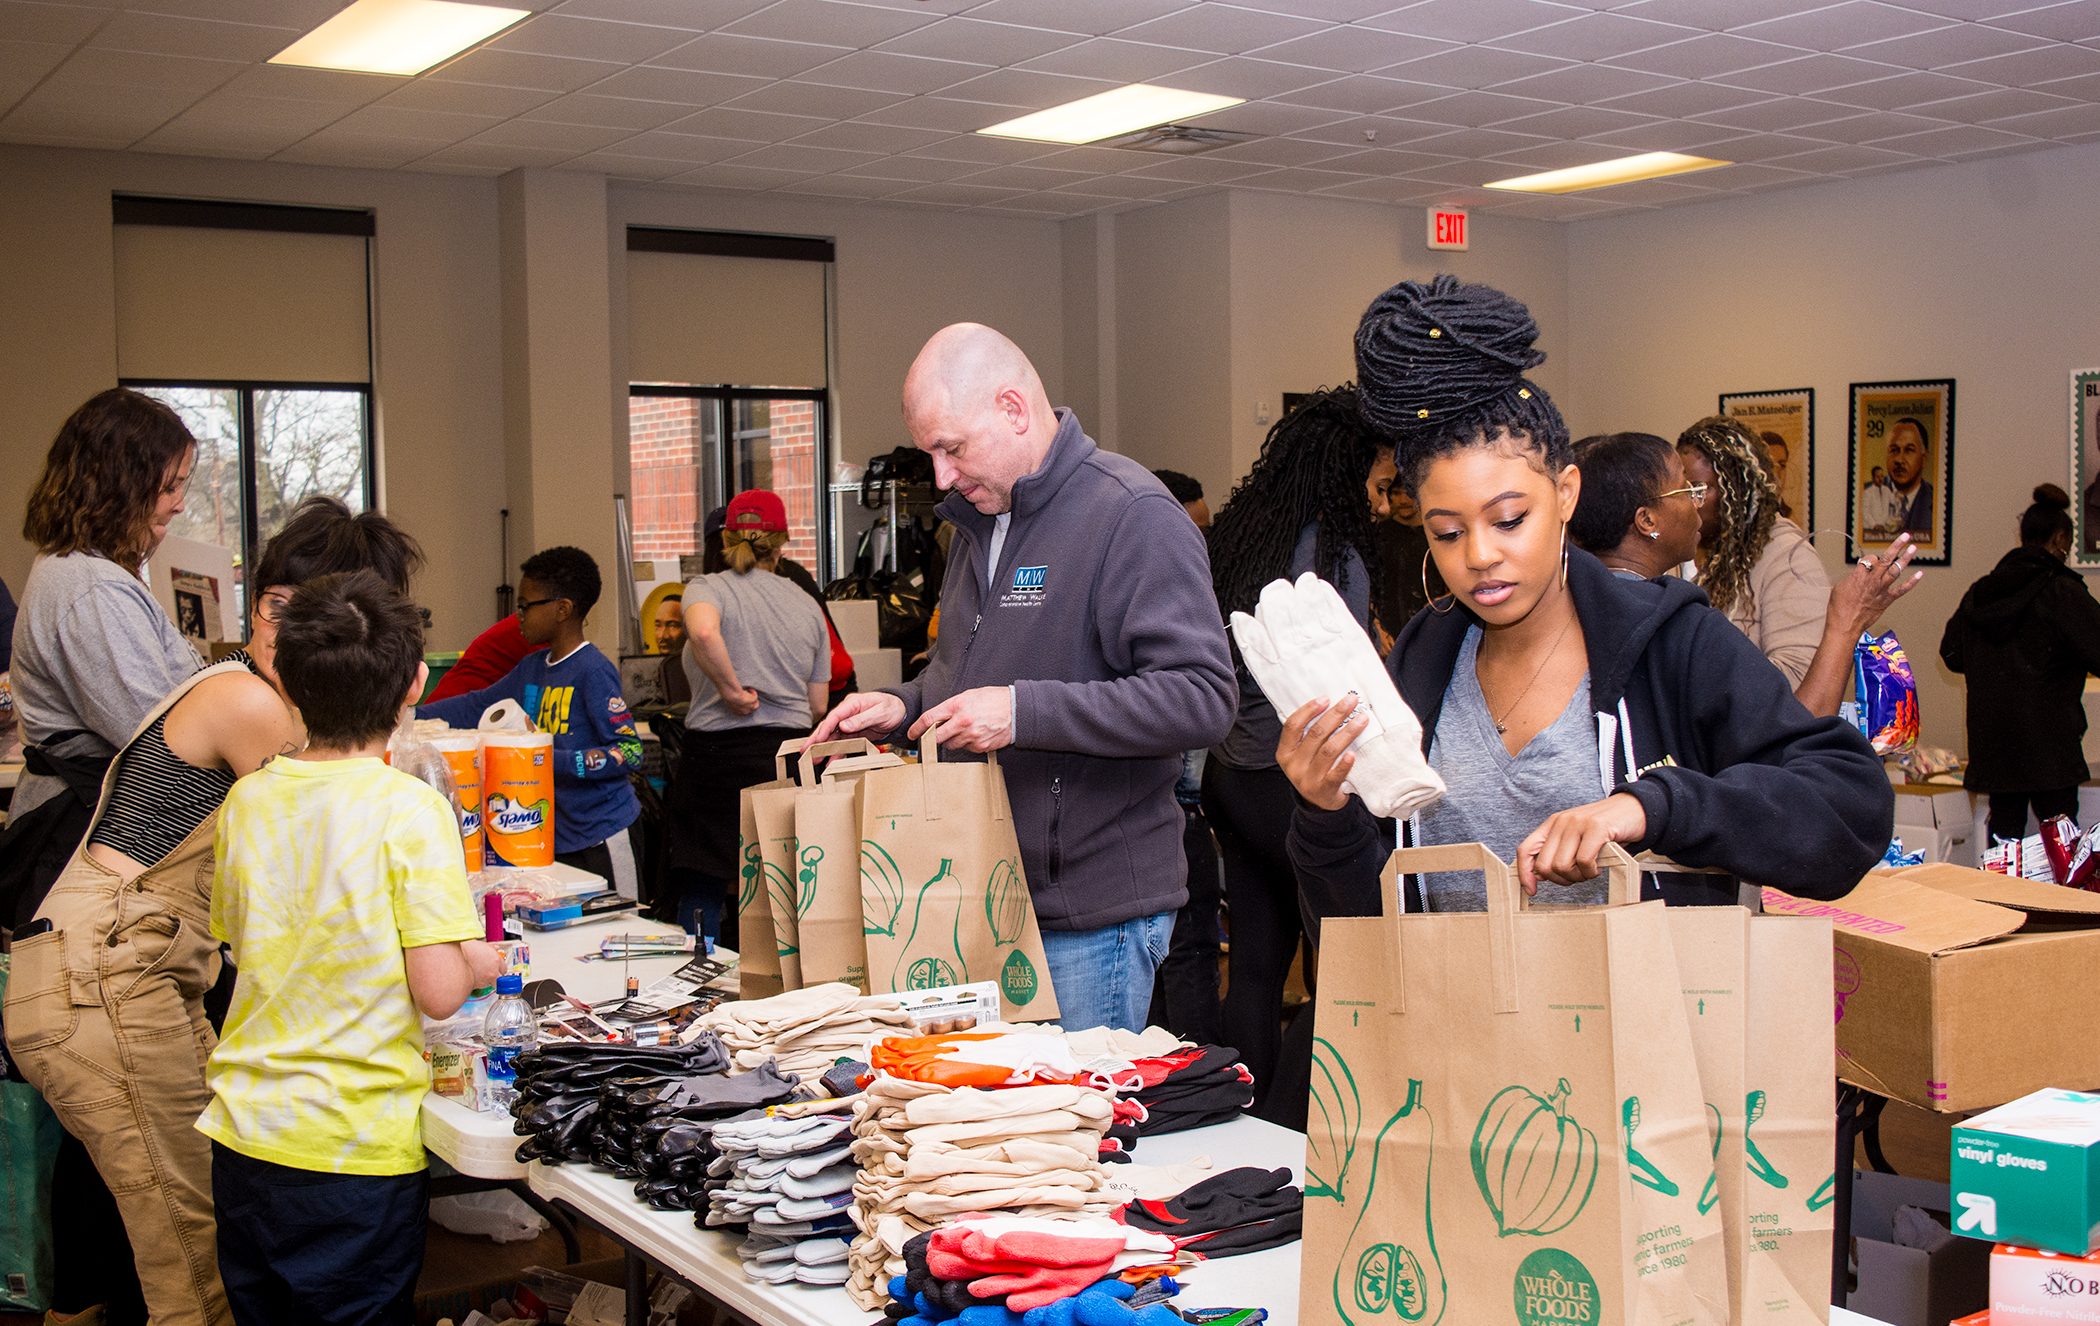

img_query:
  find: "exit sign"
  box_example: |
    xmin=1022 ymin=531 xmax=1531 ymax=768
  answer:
xmin=1428 ymin=207 xmax=1469 ymax=251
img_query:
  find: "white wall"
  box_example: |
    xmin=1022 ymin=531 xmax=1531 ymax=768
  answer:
xmin=1112 ymin=192 xmax=1235 ymax=489
xmin=1564 ymin=140 xmax=2100 ymax=756
xmin=0 ymin=145 xmax=505 ymax=650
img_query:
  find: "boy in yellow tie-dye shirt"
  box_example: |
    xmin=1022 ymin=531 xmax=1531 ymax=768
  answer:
xmin=199 ymin=571 xmax=500 ymax=1325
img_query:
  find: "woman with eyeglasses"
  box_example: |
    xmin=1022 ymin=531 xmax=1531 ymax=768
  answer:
xmin=5 ymin=494 xmax=422 ymax=1326
xmin=1678 ymin=416 xmax=1920 ymax=717
xmin=1567 ymin=432 xmax=1706 ymax=580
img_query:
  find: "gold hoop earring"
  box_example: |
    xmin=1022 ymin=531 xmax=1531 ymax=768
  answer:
xmin=1423 ymin=549 xmax=1455 ymax=615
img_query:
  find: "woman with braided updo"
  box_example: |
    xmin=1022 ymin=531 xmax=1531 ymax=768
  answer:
xmin=1678 ymin=415 xmax=1920 ymax=716
xmin=1278 ymin=275 xmax=1891 ymax=919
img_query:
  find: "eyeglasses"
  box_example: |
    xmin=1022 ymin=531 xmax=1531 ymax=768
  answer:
xmin=255 ymin=591 xmax=294 ymax=624
xmin=514 ymin=596 xmax=561 ymax=617
xmin=1657 ymin=483 xmax=1709 ymax=508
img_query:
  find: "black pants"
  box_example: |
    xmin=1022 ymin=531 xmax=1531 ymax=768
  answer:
xmin=1987 ymin=786 xmax=2081 ymax=840
xmin=1201 ymin=760 xmax=1304 ymax=1116
xmin=1148 ymin=806 xmax=1222 ymax=1046
xmin=212 ymin=1143 xmax=428 ymax=1326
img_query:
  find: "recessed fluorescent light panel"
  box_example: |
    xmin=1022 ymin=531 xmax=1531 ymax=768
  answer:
xmin=1486 ymin=152 xmax=1732 ymax=194
xmin=978 ymin=85 xmax=1244 ymax=145
xmin=270 ymin=0 xmax=529 ymax=77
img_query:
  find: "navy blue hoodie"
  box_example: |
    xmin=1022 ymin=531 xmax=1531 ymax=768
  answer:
xmin=882 ymin=410 xmax=1236 ymax=931
xmin=1290 ymin=547 xmax=1891 ymax=913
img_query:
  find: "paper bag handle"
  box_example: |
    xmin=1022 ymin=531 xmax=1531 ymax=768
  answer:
xmin=916 ymin=721 xmax=1006 ymax=825
xmin=1380 ymin=843 xmax=1523 ymax=1016
xmin=775 ymin=736 xmax=877 ymax=784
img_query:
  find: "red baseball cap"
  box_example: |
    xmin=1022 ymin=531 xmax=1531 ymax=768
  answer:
xmin=725 ymin=489 xmax=787 ymax=533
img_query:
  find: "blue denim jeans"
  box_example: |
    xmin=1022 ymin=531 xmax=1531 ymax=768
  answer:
xmin=1039 ymin=910 xmax=1175 ymax=1032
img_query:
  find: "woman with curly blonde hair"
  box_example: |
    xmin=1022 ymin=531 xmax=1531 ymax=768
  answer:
xmin=1677 ymin=415 xmax=1919 ymax=717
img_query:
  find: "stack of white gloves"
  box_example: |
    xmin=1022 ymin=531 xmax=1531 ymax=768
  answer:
xmin=1231 ymin=573 xmax=1446 ymax=820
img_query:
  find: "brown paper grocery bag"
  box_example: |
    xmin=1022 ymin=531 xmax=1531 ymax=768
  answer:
xmin=792 ymin=750 xmax=904 ymax=993
xmin=737 ymin=738 xmax=879 ymax=999
xmin=1302 ymin=843 xmax=1727 ymax=1326
xmin=1662 ymin=902 xmax=1754 ymax=1324
xmin=1743 ymin=915 xmax=1837 ymax=1322
xmin=857 ymin=725 xmax=1059 ymax=1021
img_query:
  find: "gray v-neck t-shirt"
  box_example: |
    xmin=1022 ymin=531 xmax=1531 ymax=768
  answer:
xmin=1412 ymin=625 xmax=1608 ymax=911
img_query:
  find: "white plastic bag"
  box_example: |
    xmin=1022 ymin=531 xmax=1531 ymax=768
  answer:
xmin=427 ymin=1190 xmax=548 ymax=1245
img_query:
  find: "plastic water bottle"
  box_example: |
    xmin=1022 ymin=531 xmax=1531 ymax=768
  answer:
xmin=482 ymin=973 xmax=537 ymax=1115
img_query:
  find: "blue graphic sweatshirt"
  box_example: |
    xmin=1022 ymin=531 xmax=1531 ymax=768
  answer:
xmin=418 ymin=641 xmax=641 ymax=855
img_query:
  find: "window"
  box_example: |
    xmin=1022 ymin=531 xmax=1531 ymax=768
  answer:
xmin=131 ymin=381 xmax=373 ymax=623
xmin=629 ymin=386 xmax=825 ymax=576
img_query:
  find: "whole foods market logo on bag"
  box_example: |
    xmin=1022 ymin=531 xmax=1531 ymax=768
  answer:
xmin=1513 ymin=1248 xmax=1600 ymax=1326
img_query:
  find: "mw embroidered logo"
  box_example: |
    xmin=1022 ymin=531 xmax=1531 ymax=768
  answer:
xmin=1012 ymin=565 xmax=1047 ymax=593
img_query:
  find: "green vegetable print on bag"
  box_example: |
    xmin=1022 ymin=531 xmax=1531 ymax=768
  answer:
xmin=862 ymin=842 xmax=905 ymax=937
xmin=764 ymin=843 xmax=798 ymax=957
xmin=796 ymin=844 xmax=823 ymax=917
xmin=1309 ymin=1041 xmax=1446 ymax=1325
xmin=1623 ymin=1097 xmax=1679 ymax=1197
xmin=1743 ymin=1090 xmax=1789 ymax=1189
xmin=1698 ymin=1104 xmax=1723 ymax=1215
xmin=985 ymin=859 xmax=1026 ymax=947
xmin=1471 ymin=1079 xmax=1598 ymax=1238
xmin=739 ymin=839 xmax=762 ymax=913
xmin=893 ymin=858 xmax=967 ymax=991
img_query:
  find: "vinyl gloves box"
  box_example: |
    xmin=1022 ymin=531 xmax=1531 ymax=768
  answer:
xmin=1952 ymin=1089 xmax=2100 ymax=1257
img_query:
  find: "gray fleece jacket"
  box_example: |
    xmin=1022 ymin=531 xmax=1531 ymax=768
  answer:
xmin=883 ymin=410 xmax=1236 ymax=930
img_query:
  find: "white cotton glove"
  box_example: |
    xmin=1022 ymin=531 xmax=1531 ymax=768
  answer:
xmin=1231 ymin=572 xmax=1445 ymax=819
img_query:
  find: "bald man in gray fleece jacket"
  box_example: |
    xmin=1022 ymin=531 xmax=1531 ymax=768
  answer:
xmin=811 ymin=324 xmax=1235 ymax=1033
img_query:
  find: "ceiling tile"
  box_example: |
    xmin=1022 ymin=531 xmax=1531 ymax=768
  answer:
xmin=380 ymin=80 xmax=558 ymax=117
xmin=771 ymin=172 xmax=915 ymax=197
xmin=1669 ymin=130 xmax=1834 ymax=160
xmin=1921 ymin=86 xmax=2083 ymax=120
xmin=1813 ymin=69 xmax=1995 ymax=108
xmin=1581 ymin=117 xmax=1753 ymax=150
xmin=1480 ymin=192 xmax=1638 ymax=218
xmin=889 ymin=180 xmax=1031 ymax=205
xmin=1230 ymin=0 xmax=1409 ymax=19
xmin=1609 ymin=0 xmax=1823 ymax=29
xmin=1312 ymin=174 xmax=1450 ymax=203
xmin=844 ymin=0 xmax=984 ymax=17
xmin=1490 ymin=104 xmax=1662 ymax=137
xmin=875 ymin=129 xmax=1048 ymax=161
xmin=1231 ymin=164 xmax=1370 ymax=191
xmin=1983 ymin=98 xmax=2100 ymax=134
xmin=1119 ymin=151 xmax=1278 ymax=180
xmin=0 ymin=0 xmax=105 ymax=45
xmin=1363 ymin=0 xmax=1587 ymax=44
xmin=881 ymin=18 xmax=1084 ymax=66
xmin=1109 ymin=6 xmax=1330 ymax=56
xmin=0 ymin=37 xmax=73 ymax=90
xmin=1764 ymin=141 xmax=1915 ymax=170
xmin=934 ymin=67 xmax=1120 ymax=109
xmin=414 ymin=141 xmax=578 ymax=168
xmin=1787 ymin=109 xmax=1956 ymax=141
xmin=1286 ymin=110 xmax=1454 ymax=143
xmin=1483 ymin=137 xmax=1638 ymax=167
xmin=665 ymin=162 xmax=814 ymax=188
xmin=549 ymin=0 xmax=775 ymax=27
xmin=1023 ymin=143 xmax=1160 ymax=170
xmin=1312 ymin=144 xmax=1463 ymax=172
xmin=1379 ymin=44 xmax=1574 ymax=90
xmin=1690 ymin=161 xmax=1820 ymax=187
xmin=953 ymin=163 xmax=1099 ymax=189
xmin=1393 ymin=157 xmax=1520 ymax=184
xmin=1604 ymin=33 xmax=1807 ymax=78
xmin=521 ymin=91 xmax=695 ymax=128
xmin=1842 ymin=23 xmax=2048 ymax=70
xmin=1946 ymin=42 xmax=2100 ymax=83
xmin=88 ymin=12 xmax=304 ymax=63
xmin=797 ymin=50 xmax=991 ymax=95
xmin=658 ymin=105 xmax=830 ymax=140
xmin=854 ymin=95 xmax=1009 ymax=130
xmin=1730 ymin=2 xmax=1955 ymax=53
xmin=647 ymin=35 xmax=851 ymax=79
xmin=137 ymin=92 xmax=347 ymax=151
xmin=553 ymin=151 xmax=690 ymax=179
xmin=1276 ymin=73 xmax=1453 ymax=113
xmin=1403 ymin=124 xmax=1556 ymax=155
xmin=722 ymin=0 xmax=940 ymax=48
xmin=586 ymin=64 xmax=769 ymax=104
xmin=1047 ymin=170 xmax=1192 ymax=196
xmin=271 ymin=133 xmax=429 ymax=168
xmin=325 ymin=102 xmax=502 ymax=142
xmin=1493 ymin=11 xmax=1705 ymax=60
xmin=1719 ymin=53 xmax=1911 ymax=95
xmin=1595 ymin=77 xmax=1768 ymax=116
xmin=428 ymin=49 xmax=625 ymax=93
xmin=1565 ymin=174 xmax=1719 ymax=202
xmin=957 ymin=0 xmax=1194 ymax=38
xmin=1689 ymin=95 xmax=1863 ymax=131
xmin=144 ymin=0 xmax=344 ymax=27
xmin=220 ymin=64 xmax=399 ymax=105
xmin=1491 ymin=61 xmax=1681 ymax=102
xmin=721 ymin=79 xmax=902 ymax=117
xmin=469 ymin=117 xmax=631 ymax=150
xmin=838 ymin=152 xmax=986 ymax=179
xmin=48 ymin=46 xmax=244 ymax=98
xmin=492 ymin=13 xmax=693 ymax=62
xmin=1402 ymin=88 xmax=1560 ymax=125
xmin=784 ymin=119 xmax=951 ymax=151
xmin=1255 ymin=26 xmax=1456 ymax=73
xmin=1893 ymin=0 xmax=2068 ymax=17
xmin=1184 ymin=97 xmax=1351 ymax=134
xmin=1870 ymin=121 xmax=2037 ymax=153
xmin=131 ymin=125 xmax=281 ymax=159
xmin=1983 ymin=1 xmax=2100 ymax=42
xmin=1019 ymin=38 xmax=1211 ymax=82
xmin=2033 ymin=69 xmax=2100 ymax=100
xmin=1162 ymin=55 xmax=1342 ymax=98
xmin=721 ymin=140 xmax=884 ymax=171
xmin=980 ymin=188 xmax=1125 ymax=213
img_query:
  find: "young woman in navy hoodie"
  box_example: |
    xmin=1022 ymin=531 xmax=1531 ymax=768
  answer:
xmin=1281 ymin=276 xmax=1891 ymax=918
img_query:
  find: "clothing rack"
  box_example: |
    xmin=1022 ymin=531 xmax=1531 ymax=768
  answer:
xmin=826 ymin=478 xmax=939 ymax=577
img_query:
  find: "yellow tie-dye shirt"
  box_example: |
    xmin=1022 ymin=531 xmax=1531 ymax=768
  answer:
xmin=199 ymin=756 xmax=480 ymax=1175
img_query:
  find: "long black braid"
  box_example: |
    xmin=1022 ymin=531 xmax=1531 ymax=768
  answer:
xmin=1354 ymin=274 xmax=1571 ymax=492
xmin=1210 ymin=384 xmax=1389 ymax=621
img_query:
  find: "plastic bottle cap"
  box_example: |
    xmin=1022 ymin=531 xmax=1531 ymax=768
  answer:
xmin=496 ymin=973 xmax=524 ymax=995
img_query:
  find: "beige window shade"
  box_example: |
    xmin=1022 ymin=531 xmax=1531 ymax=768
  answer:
xmin=626 ymin=250 xmax=827 ymax=389
xmin=114 ymin=225 xmax=370 ymax=383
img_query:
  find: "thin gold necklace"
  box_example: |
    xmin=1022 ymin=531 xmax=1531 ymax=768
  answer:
xmin=1488 ymin=606 xmax=1577 ymax=736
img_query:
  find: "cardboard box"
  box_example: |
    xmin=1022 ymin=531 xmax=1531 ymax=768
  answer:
xmin=1952 ymin=1090 xmax=2100 ymax=1255
xmin=1896 ymin=783 xmax=1976 ymax=832
xmin=1990 ymin=1244 xmax=2100 ymax=1324
xmin=1850 ymin=1169 xmax=1991 ymax=1326
xmin=1765 ymin=868 xmax=2100 ymax=1112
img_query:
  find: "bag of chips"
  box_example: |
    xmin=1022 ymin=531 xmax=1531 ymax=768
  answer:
xmin=1852 ymin=631 xmax=1918 ymax=756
